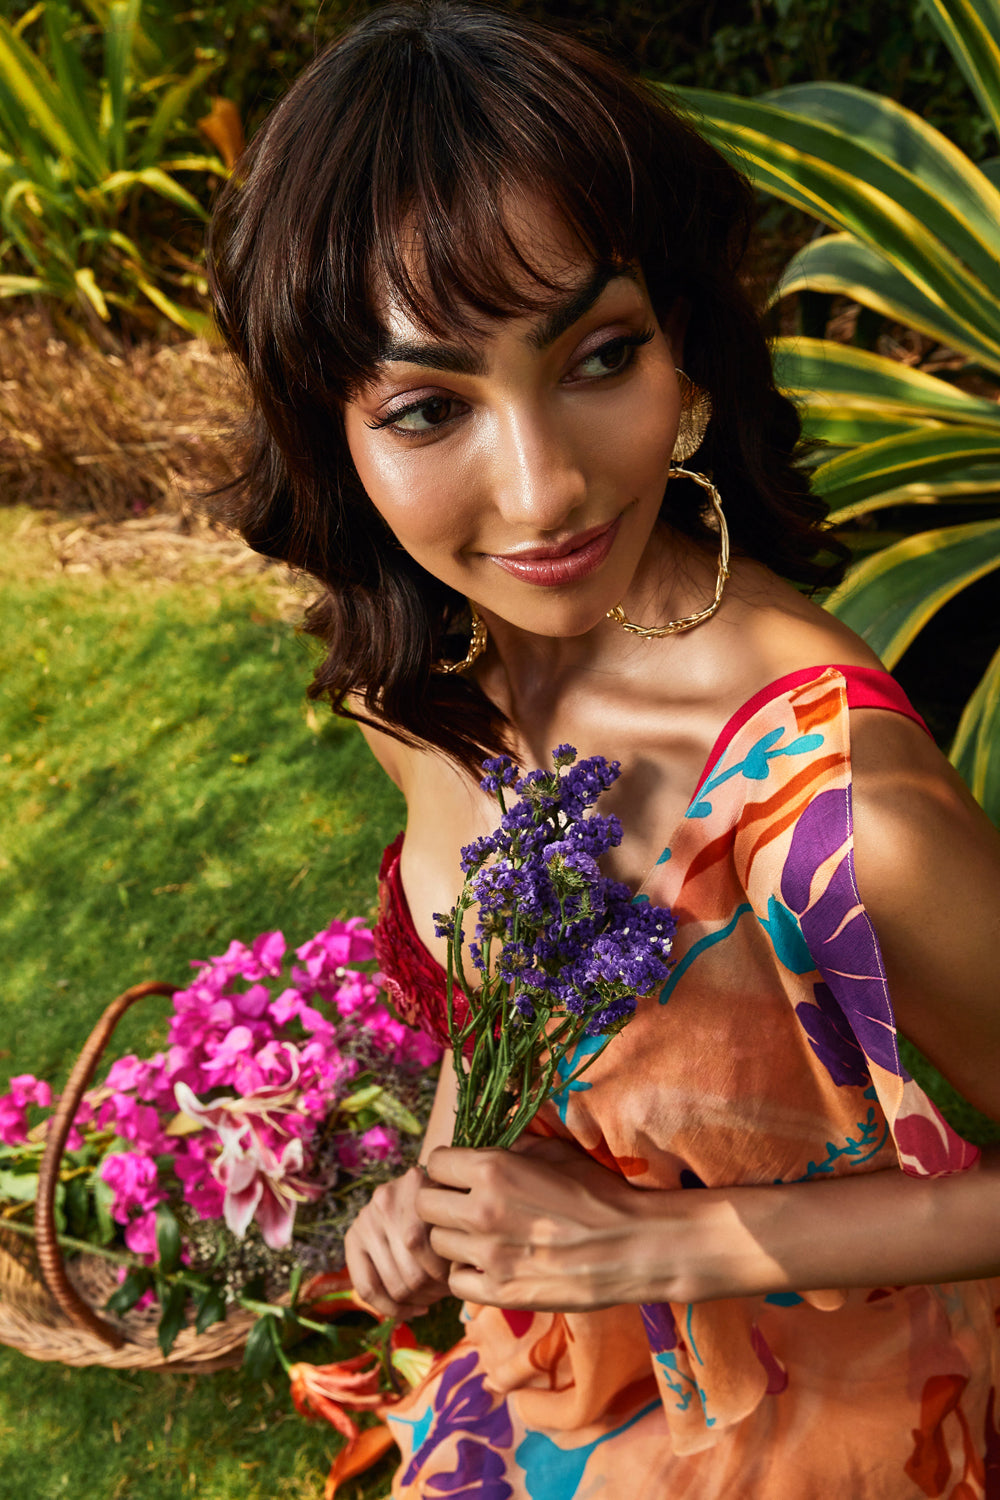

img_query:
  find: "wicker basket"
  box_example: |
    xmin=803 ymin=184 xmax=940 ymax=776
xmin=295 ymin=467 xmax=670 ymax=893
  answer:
xmin=0 ymin=982 xmax=262 ymax=1373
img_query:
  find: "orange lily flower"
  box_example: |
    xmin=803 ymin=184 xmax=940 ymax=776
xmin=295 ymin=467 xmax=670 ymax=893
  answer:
xmin=288 ymin=1320 xmax=437 ymax=1498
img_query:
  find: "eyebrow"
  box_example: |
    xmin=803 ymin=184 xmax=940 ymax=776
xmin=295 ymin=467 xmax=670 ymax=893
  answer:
xmin=376 ymin=265 xmax=639 ymax=376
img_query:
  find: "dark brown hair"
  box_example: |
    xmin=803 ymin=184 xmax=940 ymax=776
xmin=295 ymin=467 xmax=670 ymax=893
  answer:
xmin=207 ymin=0 xmax=847 ymax=772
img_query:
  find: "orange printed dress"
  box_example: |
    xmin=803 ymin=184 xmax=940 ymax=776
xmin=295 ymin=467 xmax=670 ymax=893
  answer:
xmin=372 ymin=665 xmax=1000 ymax=1499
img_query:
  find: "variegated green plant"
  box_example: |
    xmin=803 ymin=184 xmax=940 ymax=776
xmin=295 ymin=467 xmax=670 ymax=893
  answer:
xmin=667 ymin=0 xmax=1000 ymax=822
xmin=0 ymin=0 xmax=226 ymax=335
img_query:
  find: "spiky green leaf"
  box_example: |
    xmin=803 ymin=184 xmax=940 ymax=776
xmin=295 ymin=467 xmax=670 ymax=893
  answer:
xmin=825 ymin=517 xmax=1000 ymax=664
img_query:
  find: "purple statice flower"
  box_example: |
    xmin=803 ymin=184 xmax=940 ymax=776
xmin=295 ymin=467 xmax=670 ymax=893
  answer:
xmin=445 ymin=746 xmax=675 ymax=1147
xmin=479 ymin=756 xmax=519 ymax=794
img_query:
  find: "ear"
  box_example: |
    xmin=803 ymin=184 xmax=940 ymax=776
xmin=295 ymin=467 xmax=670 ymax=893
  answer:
xmin=658 ymin=296 xmax=690 ymax=367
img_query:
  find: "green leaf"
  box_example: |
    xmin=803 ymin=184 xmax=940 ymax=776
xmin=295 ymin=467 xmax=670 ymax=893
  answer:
xmin=127 ymin=269 xmax=212 ymax=334
xmin=0 ymin=1169 xmax=39 ymax=1202
xmin=0 ymin=19 xmax=86 ymax=172
xmin=371 ymin=1092 xmax=424 ymax=1135
xmin=99 ymin=165 xmax=207 ymax=217
xmin=91 ymin=1173 xmax=116 ymax=1245
xmin=669 ymin=87 xmax=1000 ymax=360
xmin=156 ymin=1280 xmax=188 ymax=1358
xmin=919 ymin=0 xmax=1000 ymax=141
xmin=761 ymin=81 xmax=1000 ymax=283
xmin=775 ymin=236 xmax=1000 ymax=374
xmin=74 ymin=266 xmax=110 ymax=321
xmin=104 ymin=0 xmax=141 ymax=173
xmin=824 ymin=516 xmax=1000 ymax=664
xmin=193 ymin=1284 xmax=227 ymax=1335
xmin=950 ymin=641 xmax=1000 ymax=824
xmin=42 ymin=0 xmax=107 ymax=180
xmin=154 ymin=1202 xmax=182 ymax=1274
xmin=813 ymin=426 xmax=1000 ymax=513
xmin=774 ymin=337 xmax=1000 ymax=425
xmin=105 ymin=1267 xmax=152 ymax=1315
xmin=139 ymin=59 xmax=217 ymax=169
xmin=64 ymin=1174 xmax=92 ymax=1237
xmin=242 ymin=1315 xmax=279 ymax=1380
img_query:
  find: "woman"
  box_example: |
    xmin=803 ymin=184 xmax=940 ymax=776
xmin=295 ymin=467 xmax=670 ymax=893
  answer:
xmin=208 ymin=3 xmax=1000 ymax=1494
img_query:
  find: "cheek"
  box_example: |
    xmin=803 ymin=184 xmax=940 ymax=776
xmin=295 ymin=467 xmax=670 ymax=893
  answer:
xmin=344 ymin=411 xmax=463 ymax=551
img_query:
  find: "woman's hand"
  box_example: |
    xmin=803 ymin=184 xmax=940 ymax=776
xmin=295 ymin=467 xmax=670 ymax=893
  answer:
xmin=344 ymin=1165 xmax=453 ymax=1320
xmin=417 ymin=1135 xmax=668 ymax=1311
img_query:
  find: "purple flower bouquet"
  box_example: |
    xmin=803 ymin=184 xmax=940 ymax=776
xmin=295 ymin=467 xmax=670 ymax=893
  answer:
xmin=435 ymin=747 xmax=675 ymax=1150
xmin=0 ymin=920 xmax=440 ymax=1357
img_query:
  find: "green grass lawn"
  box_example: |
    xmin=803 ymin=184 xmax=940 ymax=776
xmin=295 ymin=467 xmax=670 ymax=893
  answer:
xmin=0 ymin=507 xmax=438 ymax=1500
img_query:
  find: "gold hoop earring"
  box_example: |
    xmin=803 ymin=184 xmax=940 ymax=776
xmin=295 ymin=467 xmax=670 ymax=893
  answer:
xmin=606 ymin=471 xmax=731 ymax=638
xmin=435 ymin=603 xmax=487 ymax=674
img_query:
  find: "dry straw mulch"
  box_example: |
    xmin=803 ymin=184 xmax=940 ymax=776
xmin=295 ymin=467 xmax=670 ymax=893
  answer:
xmin=0 ymin=311 xmax=241 ymax=522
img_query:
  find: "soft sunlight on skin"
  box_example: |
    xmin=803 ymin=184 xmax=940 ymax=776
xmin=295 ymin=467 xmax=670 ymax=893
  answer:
xmin=342 ymin=201 xmax=683 ymax=649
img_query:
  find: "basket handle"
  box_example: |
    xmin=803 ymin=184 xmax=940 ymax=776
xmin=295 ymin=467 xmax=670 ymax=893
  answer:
xmin=35 ymin=981 xmax=178 ymax=1348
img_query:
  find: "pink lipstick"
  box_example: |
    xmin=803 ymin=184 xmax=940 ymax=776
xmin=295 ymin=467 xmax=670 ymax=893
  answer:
xmin=487 ymin=517 xmax=621 ymax=587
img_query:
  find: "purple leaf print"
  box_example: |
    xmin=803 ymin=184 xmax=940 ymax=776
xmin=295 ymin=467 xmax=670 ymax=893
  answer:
xmin=402 ymin=1352 xmax=513 ymax=1489
xmin=780 ymin=788 xmax=901 ymax=1077
xmin=426 ymin=1440 xmax=514 ymax=1498
xmin=796 ymin=982 xmax=871 ymax=1088
xmin=640 ymin=1302 xmax=678 ymax=1355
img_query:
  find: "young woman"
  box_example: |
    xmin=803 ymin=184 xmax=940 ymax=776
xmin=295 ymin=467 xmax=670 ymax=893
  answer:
xmin=208 ymin=4 xmax=1000 ymax=1493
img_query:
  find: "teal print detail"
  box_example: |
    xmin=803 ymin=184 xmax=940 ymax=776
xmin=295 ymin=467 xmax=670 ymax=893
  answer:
xmin=550 ymin=1033 xmax=603 ymax=1123
xmin=793 ymin=1089 xmax=889 ymax=1179
xmin=390 ymin=1403 xmax=434 ymax=1450
xmin=659 ymin=904 xmax=755 ymax=1004
xmin=765 ymin=1292 xmax=805 ymax=1307
xmin=656 ymin=847 xmax=672 ymax=864
xmin=654 ymin=1351 xmax=716 ymax=1427
xmin=685 ymin=1304 xmax=704 ymax=1366
xmin=515 ymin=1398 xmax=661 ymax=1499
xmin=632 ymin=893 xmax=651 ymax=905
xmin=757 ymin=896 xmax=815 ymax=975
xmin=687 ymin=727 xmax=825 ymax=819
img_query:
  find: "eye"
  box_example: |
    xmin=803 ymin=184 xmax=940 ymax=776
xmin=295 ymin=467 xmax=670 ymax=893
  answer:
xmin=366 ymin=395 xmax=464 ymax=435
xmin=571 ymin=328 xmax=655 ymax=381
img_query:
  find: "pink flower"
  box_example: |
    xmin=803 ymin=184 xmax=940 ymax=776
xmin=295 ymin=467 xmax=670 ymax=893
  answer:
xmin=0 ymin=1095 xmax=28 ymax=1146
xmin=173 ymin=1078 xmax=323 ymax=1247
xmin=124 ymin=1209 xmax=160 ymax=1257
xmin=359 ymin=1125 xmax=399 ymax=1163
xmin=100 ymin=1152 xmax=164 ymax=1225
xmin=9 ymin=1074 xmax=52 ymax=1109
xmin=214 ymin=1129 xmax=321 ymax=1248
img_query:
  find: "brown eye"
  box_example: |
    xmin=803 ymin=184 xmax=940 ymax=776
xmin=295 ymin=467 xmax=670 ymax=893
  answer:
xmin=384 ymin=396 xmax=461 ymax=434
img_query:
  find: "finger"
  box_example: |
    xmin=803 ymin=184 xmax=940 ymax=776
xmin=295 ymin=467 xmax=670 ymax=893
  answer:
xmin=428 ymin=1223 xmax=471 ymax=1262
xmin=425 ymin=1145 xmax=498 ymax=1188
xmin=415 ymin=1182 xmax=481 ymax=1231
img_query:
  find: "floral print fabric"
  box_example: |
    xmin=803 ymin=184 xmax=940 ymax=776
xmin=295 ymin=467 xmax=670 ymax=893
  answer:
xmin=378 ymin=668 xmax=1000 ymax=1497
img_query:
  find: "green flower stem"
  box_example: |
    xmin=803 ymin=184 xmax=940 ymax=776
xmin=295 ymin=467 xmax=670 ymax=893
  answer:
xmin=0 ymin=1216 xmax=143 ymax=1265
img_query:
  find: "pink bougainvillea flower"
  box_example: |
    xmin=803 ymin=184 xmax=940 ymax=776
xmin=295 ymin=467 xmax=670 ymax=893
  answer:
xmin=8 ymin=1074 xmax=52 ymax=1109
xmin=124 ymin=1208 xmax=160 ymax=1257
xmin=0 ymin=1095 xmax=28 ymax=1146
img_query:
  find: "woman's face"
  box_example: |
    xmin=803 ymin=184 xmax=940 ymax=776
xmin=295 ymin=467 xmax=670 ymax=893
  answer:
xmin=343 ymin=203 xmax=682 ymax=641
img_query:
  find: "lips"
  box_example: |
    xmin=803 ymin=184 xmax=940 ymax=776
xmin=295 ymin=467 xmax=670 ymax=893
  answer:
xmin=486 ymin=517 xmax=621 ymax=587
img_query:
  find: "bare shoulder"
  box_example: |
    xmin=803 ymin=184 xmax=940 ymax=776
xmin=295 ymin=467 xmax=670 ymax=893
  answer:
xmin=347 ymin=693 xmax=416 ymax=794
xmin=848 ymin=708 xmax=1000 ymax=1119
xmin=712 ymin=559 xmax=884 ymax=688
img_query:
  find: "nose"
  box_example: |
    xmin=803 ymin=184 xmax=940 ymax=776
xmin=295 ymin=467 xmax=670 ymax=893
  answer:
xmin=488 ymin=401 xmax=588 ymax=533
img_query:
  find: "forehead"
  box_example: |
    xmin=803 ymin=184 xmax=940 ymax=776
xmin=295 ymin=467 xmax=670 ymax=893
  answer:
xmin=369 ymin=190 xmax=620 ymax=348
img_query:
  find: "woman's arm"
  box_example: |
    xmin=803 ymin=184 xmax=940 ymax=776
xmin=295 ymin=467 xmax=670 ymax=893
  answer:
xmin=417 ymin=1133 xmax=1000 ymax=1311
xmin=417 ymin=710 xmax=1000 ymax=1311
